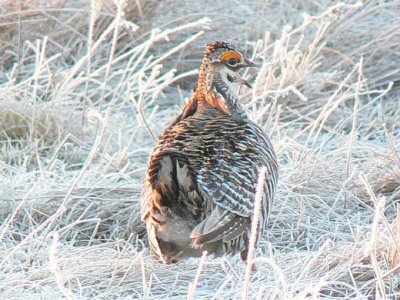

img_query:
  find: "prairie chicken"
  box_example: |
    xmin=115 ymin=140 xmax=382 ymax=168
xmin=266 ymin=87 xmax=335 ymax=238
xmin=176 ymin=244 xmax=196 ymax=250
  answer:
xmin=141 ymin=41 xmax=278 ymax=263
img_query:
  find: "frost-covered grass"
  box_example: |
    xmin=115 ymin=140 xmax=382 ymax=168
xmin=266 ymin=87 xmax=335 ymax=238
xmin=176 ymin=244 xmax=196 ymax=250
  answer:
xmin=0 ymin=0 xmax=399 ymax=298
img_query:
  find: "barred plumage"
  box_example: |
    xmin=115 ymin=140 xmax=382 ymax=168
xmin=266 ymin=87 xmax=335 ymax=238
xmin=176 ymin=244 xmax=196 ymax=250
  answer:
xmin=141 ymin=41 xmax=278 ymax=263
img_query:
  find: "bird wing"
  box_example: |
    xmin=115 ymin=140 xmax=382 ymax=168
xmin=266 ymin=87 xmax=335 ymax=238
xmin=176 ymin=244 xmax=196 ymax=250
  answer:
xmin=190 ymin=122 xmax=278 ymax=245
xmin=141 ymin=148 xmax=205 ymax=262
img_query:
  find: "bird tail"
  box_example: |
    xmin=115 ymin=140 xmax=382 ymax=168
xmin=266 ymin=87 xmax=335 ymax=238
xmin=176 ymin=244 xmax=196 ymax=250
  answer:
xmin=190 ymin=206 xmax=248 ymax=246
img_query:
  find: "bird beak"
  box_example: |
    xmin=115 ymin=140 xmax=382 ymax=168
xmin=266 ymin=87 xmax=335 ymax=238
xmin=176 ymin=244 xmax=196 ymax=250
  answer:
xmin=243 ymin=58 xmax=258 ymax=70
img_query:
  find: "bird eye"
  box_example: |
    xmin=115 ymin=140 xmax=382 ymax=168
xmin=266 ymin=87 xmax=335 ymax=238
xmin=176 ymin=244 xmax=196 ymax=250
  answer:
xmin=227 ymin=57 xmax=238 ymax=66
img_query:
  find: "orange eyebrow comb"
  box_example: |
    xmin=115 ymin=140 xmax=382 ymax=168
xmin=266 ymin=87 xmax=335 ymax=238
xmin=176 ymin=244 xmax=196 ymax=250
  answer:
xmin=220 ymin=52 xmax=242 ymax=62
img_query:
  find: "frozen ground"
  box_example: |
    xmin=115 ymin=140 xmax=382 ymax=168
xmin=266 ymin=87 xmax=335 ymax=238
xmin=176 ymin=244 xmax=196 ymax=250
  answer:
xmin=0 ymin=0 xmax=399 ymax=298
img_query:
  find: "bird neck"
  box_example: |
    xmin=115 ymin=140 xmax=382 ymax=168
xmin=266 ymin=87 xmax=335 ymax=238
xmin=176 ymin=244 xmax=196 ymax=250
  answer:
xmin=195 ymin=64 xmax=248 ymax=122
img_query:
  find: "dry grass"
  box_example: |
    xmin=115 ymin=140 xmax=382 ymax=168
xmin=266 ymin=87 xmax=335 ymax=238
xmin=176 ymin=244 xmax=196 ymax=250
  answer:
xmin=1 ymin=0 xmax=400 ymax=298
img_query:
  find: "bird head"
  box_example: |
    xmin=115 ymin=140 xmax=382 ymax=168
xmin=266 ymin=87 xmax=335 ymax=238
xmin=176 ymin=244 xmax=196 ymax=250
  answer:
xmin=198 ymin=41 xmax=257 ymax=90
xmin=196 ymin=41 xmax=256 ymax=120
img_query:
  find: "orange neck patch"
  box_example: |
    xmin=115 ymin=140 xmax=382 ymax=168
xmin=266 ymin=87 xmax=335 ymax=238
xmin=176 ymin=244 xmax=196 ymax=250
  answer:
xmin=205 ymin=90 xmax=231 ymax=116
xmin=220 ymin=52 xmax=242 ymax=62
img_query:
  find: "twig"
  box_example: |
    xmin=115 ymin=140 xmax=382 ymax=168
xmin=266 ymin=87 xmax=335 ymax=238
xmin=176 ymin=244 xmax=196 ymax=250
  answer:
xmin=344 ymin=56 xmax=363 ymax=208
xmin=81 ymin=0 xmax=100 ymax=137
xmin=242 ymin=166 xmax=267 ymax=300
xmin=187 ymin=251 xmax=207 ymax=300
xmin=359 ymin=173 xmax=387 ymax=299
xmin=49 ymin=231 xmax=75 ymax=300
